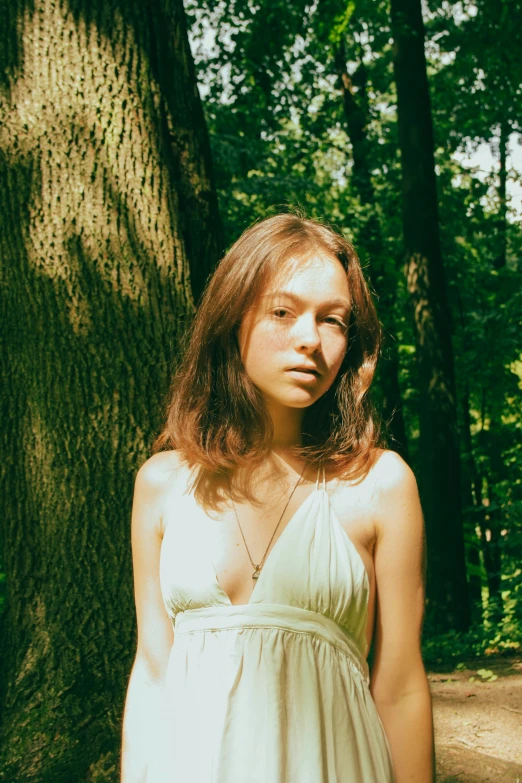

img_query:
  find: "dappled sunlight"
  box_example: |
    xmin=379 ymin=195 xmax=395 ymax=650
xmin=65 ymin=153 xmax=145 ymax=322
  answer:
xmin=0 ymin=0 xmax=192 ymax=335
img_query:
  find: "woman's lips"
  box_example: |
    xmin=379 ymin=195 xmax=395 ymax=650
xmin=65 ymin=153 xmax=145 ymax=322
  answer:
xmin=286 ymin=368 xmax=320 ymax=382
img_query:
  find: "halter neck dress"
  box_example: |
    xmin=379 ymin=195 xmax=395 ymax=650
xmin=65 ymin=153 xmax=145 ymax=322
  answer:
xmin=149 ymin=467 xmax=395 ymax=782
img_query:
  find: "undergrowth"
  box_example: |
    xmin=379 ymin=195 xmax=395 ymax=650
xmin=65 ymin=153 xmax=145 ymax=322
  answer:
xmin=422 ymin=616 xmax=522 ymax=669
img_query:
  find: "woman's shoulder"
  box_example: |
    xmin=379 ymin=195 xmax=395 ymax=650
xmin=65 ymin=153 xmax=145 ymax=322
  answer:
xmin=331 ymin=448 xmax=416 ymax=493
xmin=369 ymin=448 xmax=418 ymax=491
xmin=367 ymin=449 xmax=423 ymax=537
xmin=136 ymin=449 xmax=186 ymax=485
xmin=134 ymin=451 xmax=193 ymax=536
xmin=134 ymin=450 xmax=193 ymax=505
xmin=332 ymin=449 xmax=419 ymax=519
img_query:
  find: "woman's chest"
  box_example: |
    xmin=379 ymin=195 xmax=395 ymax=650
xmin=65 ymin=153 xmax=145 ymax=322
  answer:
xmin=162 ymin=481 xmax=378 ymax=650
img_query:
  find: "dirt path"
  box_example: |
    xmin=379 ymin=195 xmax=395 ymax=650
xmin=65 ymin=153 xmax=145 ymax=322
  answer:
xmin=430 ymin=656 xmax=522 ymax=782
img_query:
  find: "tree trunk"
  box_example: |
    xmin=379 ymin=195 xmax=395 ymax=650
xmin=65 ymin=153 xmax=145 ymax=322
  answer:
xmin=335 ymin=43 xmax=409 ymax=462
xmin=390 ymin=0 xmax=470 ymax=631
xmin=493 ymin=119 xmax=509 ymax=270
xmin=460 ymin=388 xmax=485 ymax=620
xmin=482 ymin=118 xmax=511 ymax=616
xmin=0 ymin=0 xmax=220 ymax=780
xmin=481 ymin=423 xmax=505 ymax=621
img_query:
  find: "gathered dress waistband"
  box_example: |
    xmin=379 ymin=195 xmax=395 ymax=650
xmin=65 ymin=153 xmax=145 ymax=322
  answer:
xmin=174 ymin=602 xmax=369 ymax=684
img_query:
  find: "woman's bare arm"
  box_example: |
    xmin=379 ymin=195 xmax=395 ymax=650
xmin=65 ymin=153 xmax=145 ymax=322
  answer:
xmin=120 ymin=454 xmax=176 ymax=783
xmin=370 ymin=451 xmax=435 ymax=783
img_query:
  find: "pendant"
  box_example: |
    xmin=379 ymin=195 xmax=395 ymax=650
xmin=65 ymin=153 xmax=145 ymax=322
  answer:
xmin=252 ymin=566 xmax=261 ymax=581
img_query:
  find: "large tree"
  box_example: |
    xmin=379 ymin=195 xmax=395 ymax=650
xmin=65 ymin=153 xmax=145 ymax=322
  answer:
xmin=0 ymin=0 xmax=221 ymax=779
xmin=390 ymin=0 xmax=470 ymax=631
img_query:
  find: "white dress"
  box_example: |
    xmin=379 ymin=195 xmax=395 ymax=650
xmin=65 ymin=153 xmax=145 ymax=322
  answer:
xmin=148 ymin=468 xmax=395 ymax=782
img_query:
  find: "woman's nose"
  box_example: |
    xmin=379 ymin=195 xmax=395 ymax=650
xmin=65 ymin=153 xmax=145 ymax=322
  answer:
xmin=293 ymin=314 xmax=321 ymax=351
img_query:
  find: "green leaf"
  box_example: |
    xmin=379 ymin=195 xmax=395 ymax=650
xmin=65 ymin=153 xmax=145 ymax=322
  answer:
xmin=328 ymin=2 xmax=357 ymax=47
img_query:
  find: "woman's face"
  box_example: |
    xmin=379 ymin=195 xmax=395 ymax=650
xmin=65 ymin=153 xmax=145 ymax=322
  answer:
xmin=238 ymin=253 xmax=351 ymax=415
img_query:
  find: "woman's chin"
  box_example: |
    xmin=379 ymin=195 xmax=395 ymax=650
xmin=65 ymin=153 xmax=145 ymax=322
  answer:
xmin=273 ymin=390 xmax=321 ymax=409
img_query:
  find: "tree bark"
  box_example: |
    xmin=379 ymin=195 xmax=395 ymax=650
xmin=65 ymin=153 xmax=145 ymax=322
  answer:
xmin=145 ymin=0 xmax=223 ymax=299
xmin=0 ymin=0 xmax=220 ymax=780
xmin=390 ymin=0 xmax=470 ymax=631
xmin=335 ymin=43 xmax=409 ymax=462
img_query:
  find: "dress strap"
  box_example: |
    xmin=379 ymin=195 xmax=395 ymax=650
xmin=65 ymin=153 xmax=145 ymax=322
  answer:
xmin=315 ymin=465 xmax=327 ymax=491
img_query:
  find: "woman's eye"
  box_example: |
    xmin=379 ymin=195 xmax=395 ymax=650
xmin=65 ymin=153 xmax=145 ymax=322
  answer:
xmin=272 ymin=308 xmax=289 ymax=318
xmin=325 ymin=316 xmax=346 ymax=328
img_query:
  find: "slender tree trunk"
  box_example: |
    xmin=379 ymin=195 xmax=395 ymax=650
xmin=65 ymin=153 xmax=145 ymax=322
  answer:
xmin=335 ymin=42 xmax=409 ymax=462
xmin=473 ymin=397 xmax=502 ymax=613
xmin=480 ymin=516 xmax=503 ymax=617
xmin=390 ymin=0 xmax=470 ymax=631
xmin=494 ymin=119 xmax=509 ymax=270
xmin=455 ymin=291 xmax=483 ymax=620
xmin=482 ymin=422 xmax=505 ymax=620
xmin=0 ymin=0 xmax=220 ymax=780
xmin=481 ymin=118 xmax=511 ymax=616
xmin=460 ymin=389 xmax=485 ymax=620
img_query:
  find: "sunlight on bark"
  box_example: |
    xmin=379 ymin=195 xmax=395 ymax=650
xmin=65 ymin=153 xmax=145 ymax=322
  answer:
xmin=0 ymin=0 xmax=192 ymax=335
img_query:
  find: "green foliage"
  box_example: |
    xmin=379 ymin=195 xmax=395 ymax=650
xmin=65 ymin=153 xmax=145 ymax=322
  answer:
xmin=422 ymin=621 xmax=522 ymax=668
xmin=325 ymin=1 xmax=356 ymax=46
xmin=187 ymin=0 xmax=521 ymax=634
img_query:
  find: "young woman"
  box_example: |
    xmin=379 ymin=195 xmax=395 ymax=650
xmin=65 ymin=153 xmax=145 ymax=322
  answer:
xmin=120 ymin=214 xmax=434 ymax=783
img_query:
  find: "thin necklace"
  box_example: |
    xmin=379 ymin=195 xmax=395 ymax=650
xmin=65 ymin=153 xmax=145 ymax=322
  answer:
xmin=227 ymin=464 xmax=307 ymax=583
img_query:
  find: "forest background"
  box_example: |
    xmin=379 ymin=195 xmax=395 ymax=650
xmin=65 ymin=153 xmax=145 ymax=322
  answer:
xmin=0 ymin=0 xmax=521 ymax=780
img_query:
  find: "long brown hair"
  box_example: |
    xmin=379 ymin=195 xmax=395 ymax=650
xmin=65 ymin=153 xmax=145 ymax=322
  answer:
xmin=153 ymin=213 xmax=383 ymax=507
